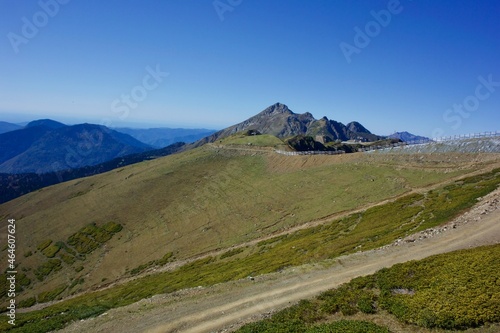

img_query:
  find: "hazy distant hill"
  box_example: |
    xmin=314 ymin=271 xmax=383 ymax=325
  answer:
xmin=114 ymin=127 xmax=216 ymax=148
xmin=194 ymin=103 xmax=383 ymax=146
xmin=388 ymin=131 xmax=431 ymax=142
xmin=0 ymin=120 xmax=152 ymax=174
xmin=0 ymin=142 xmax=185 ymax=204
xmin=25 ymin=118 xmax=66 ymax=129
xmin=0 ymin=121 xmax=23 ymax=134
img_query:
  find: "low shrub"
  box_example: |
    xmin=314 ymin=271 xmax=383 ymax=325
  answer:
xmin=220 ymin=248 xmax=244 ymax=260
xmin=37 ymin=285 xmax=67 ymax=303
xmin=36 ymin=240 xmax=52 ymax=251
xmin=306 ymin=320 xmax=389 ymax=333
xmin=41 ymin=243 xmax=61 ymax=258
xmin=34 ymin=259 xmax=62 ymax=281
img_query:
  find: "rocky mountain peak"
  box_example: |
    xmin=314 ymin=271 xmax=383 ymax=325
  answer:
xmin=258 ymin=102 xmax=293 ymax=116
xmin=194 ymin=103 xmax=381 ymax=146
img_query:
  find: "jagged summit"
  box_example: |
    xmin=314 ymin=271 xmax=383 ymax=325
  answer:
xmin=257 ymin=102 xmax=293 ymax=116
xmin=194 ymin=103 xmax=382 ymax=146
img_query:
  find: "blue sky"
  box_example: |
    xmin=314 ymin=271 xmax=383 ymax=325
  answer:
xmin=0 ymin=0 xmax=499 ymax=137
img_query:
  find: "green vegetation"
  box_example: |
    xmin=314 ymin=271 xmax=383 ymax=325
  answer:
xmin=319 ymin=279 xmax=377 ymax=315
xmin=41 ymin=243 xmax=61 ymax=258
xmin=34 ymin=259 xmax=62 ymax=281
xmin=71 ymin=222 xmax=120 ymax=255
xmin=237 ymin=244 xmax=500 ymax=332
xmin=285 ymin=135 xmax=402 ymax=153
xmin=286 ymin=135 xmax=327 ymax=151
xmin=37 ymin=285 xmax=67 ymax=303
xmin=18 ymin=297 xmax=36 ymax=308
xmin=67 ymin=232 xmax=100 ymax=254
xmin=66 ymin=221 xmax=122 ymax=255
xmin=221 ymin=133 xmax=285 ymax=147
xmin=240 ymin=317 xmax=390 ymax=333
xmin=26 ymin=222 xmax=123 ymax=284
xmin=238 ymin=298 xmax=390 ymax=332
xmin=102 ymin=221 xmax=123 ymax=233
xmin=2 ymin=168 xmax=498 ymax=332
xmin=36 ymin=240 xmax=52 ymax=252
xmin=69 ymin=277 xmax=85 ymax=290
xmin=220 ymin=247 xmax=245 ymax=260
xmin=59 ymin=252 xmax=76 ymax=265
xmin=307 ymin=321 xmax=390 ymax=333
xmin=2 ymin=144 xmax=481 ymax=313
xmin=17 ymin=273 xmax=31 ymax=291
xmin=129 ymin=252 xmax=174 ymax=276
xmin=377 ymin=245 xmax=500 ymax=329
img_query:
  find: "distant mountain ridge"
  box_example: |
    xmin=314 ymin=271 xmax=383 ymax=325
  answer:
xmin=114 ymin=127 xmax=216 ymax=148
xmin=0 ymin=142 xmax=185 ymax=204
xmin=0 ymin=121 xmax=23 ymax=134
xmin=388 ymin=131 xmax=431 ymax=143
xmin=195 ymin=103 xmax=383 ymax=146
xmin=0 ymin=121 xmax=153 ymax=174
xmin=25 ymin=119 xmax=66 ymax=129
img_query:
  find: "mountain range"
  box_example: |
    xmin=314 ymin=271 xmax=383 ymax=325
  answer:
xmin=0 ymin=103 xmax=427 ymax=188
xmin=0 ymin=120 xmax=152 ymax=174
xmin=0 ymin=120 xmax=216 ymax=174
xmin=114 ymin=127 xmax=215 ymax=148
xmin=194 ymin=103 xmax=383 ymax=146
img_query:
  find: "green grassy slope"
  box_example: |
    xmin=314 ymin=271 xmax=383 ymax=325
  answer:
xmin=0 ymin=166 xmax=498 ymax=332
xmin=0 ymin=136 xmax=497 ymax=315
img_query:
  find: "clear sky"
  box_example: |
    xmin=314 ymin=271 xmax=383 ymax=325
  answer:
xmin=1 ymin=0 xmax=499 ymax=137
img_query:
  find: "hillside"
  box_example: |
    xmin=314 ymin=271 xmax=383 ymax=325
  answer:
xmin=64 ymin=190 xmax=499 ymax=333
xmin=0 ymin=133 xmax=499 ymax=315
xmin=0 ymin=146 xmax=499 ymax=332
xmin=0 ymin=122 xmax=152 ymax=174
xmin=194 ymin=103 xmax=383 ymax=146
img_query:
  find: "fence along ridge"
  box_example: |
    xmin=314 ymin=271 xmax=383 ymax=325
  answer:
xmin=360 ymin=131 xmax=500 ymax=152
xmin=275 ymin=131 xmax=500 ymax=155
xmin=274 ymin=150 xmax=346 ymax=156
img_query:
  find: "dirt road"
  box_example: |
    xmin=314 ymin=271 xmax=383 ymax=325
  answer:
xmin=59 ymin=186 xmax=500 ymax=333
